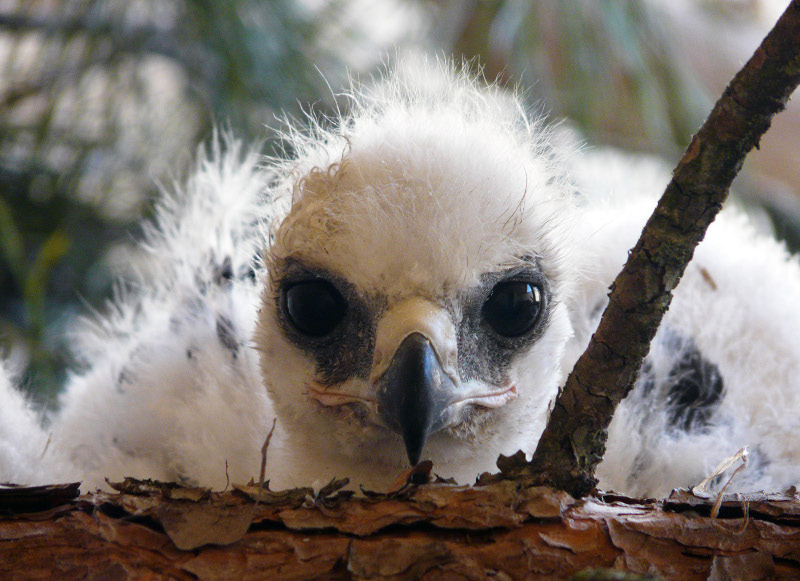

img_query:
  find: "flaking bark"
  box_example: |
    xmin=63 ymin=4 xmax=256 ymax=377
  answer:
xmin=3 ymin=480 xmax=800 ymax=580
xmin=3 ymin=481 xmax=800 ymax=579
xmin=522 ymin=0 xmax=800 ymax=497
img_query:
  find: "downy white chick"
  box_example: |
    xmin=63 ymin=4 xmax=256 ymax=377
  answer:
xmin=1 ymin=59 xmax=799 ymax=497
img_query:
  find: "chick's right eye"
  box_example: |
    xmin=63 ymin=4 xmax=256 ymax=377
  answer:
xmin=283 ymin=280 xmax=347 ymax=337
xmin=482 ymin=280 xmax=543 ymax=337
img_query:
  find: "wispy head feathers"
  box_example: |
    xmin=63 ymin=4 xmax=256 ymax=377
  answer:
xmin=267 ymin=58 xmax=577 ymax=299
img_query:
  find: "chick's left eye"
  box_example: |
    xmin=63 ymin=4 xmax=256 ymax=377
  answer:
xmin=482 ymin=281 xmax=543 ymax=337
xmin=283 ymin=280 xmax=347 ymax=337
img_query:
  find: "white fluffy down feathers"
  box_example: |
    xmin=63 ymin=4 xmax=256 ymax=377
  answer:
xmin=2 ymin=59 xmax=800 ymax=497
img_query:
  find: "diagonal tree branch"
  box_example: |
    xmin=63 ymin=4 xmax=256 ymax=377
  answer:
xmin=520 ymin=0 xmax=800 ymax=497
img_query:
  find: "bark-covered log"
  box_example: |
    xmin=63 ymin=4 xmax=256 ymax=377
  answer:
xmin=523 ymin=0 xmax=800 ymax=496
xmin=2 ymin=480 xmax=800 ymax=579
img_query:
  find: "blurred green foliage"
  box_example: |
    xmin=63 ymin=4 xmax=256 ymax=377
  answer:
xmin=451 ymin=0 xmax=711 ymax=155
xmin=0 ymin=195 xmax=69 ymax=398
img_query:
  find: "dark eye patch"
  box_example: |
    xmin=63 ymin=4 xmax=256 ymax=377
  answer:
xmin=275 ymin=261 xmax=379 ymax=385
xmin=456 ymin=264 xmax=551 ymax=384
xmin=283 ymin=280 xmax=347 ymax=337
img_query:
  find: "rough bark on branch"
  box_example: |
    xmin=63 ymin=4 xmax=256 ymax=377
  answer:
xmin=2 ymin=481 xmax=800 ymax=579
xmin=521 ymin=0 xmax=800 ymax=496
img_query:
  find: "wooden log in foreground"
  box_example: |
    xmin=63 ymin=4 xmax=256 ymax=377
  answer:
xmin=2 ymin=479 xmax=799 ymax=579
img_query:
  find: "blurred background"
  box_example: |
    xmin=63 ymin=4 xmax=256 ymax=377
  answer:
xmin=1 ymin=0 xmax=798 ymax=405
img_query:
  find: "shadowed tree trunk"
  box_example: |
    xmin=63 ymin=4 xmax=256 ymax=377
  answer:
xmin=2 ymin=2 xmax=800 ymax=579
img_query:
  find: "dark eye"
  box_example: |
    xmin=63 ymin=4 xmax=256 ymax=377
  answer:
xmin=482 ymin=281 xmax=543 ymax=337
xmin=283 ymin=280 xmax=347 ymax=337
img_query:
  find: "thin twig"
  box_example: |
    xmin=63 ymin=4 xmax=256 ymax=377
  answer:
xmin=259 ymin=418 xmax=277 ymax=489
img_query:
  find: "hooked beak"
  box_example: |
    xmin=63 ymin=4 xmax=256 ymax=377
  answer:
xmin=376 ymin=332 xmax=456 ymax=465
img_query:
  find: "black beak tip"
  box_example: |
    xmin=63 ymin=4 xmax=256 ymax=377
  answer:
xmin=404 ymin=433 xmax=424 ymax=466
